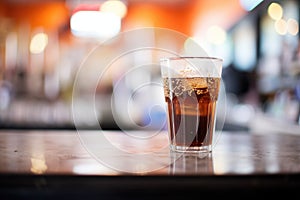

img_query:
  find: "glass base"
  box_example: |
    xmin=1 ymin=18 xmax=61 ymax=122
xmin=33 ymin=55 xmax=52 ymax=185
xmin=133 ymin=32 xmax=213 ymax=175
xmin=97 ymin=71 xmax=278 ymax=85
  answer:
xmin=170 ymin=144 xmax=212 ymax=153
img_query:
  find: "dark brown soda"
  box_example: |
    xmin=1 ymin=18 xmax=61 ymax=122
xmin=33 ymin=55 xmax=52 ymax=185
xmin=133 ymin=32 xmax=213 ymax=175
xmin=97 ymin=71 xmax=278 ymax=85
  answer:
xmin=163 ymin=77 xmax=220 ymax=148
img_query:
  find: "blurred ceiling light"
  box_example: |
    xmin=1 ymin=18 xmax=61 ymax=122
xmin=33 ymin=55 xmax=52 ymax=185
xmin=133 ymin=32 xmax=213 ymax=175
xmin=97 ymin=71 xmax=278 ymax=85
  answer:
xmin=30 ymin=33 xmax=48 ymax=54
xmin=274 ymin=19 xmax=287 ymax=35
xmin=268 ymin=2 xmax=283 ymax=20
xmin=101 ymin=0 xmax=127 ymax=19
xmin=240 ymin=0 xmax=264 ymax=11
xmin=287 ymin=18 xmax=299 ymax=36
xmin=70 ymin=11 xmax=121 ymax=39
xmin=206 ymin=25 xmax=227 ymax=45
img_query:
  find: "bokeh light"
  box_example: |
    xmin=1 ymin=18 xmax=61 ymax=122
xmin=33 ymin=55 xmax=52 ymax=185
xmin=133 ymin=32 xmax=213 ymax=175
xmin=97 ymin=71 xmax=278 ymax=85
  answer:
xmin=101 ymin=0 xmax=127 ymax=19
xmin=287 ymin=18 xmax=299 ymax=35
xmin=274 ymin=18 xmax=287 ymax=35
xmin=30 ymin=32 xmax=48 ymax=54
xmin=268 ymin=2 xmax=283 ymax=21
xmin=206 ymin=25 xmax=227 ymax=45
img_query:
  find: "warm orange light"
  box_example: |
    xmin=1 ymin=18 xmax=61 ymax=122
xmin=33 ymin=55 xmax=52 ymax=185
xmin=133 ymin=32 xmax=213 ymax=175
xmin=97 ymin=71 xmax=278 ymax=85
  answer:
xmin=5 ymin=2 xmax=69 ymax=31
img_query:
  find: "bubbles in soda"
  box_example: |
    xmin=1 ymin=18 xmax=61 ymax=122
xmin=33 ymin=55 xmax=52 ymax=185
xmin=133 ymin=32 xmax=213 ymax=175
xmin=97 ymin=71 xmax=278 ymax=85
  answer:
xmin=163 ymin=77 xmax=220 ymax=148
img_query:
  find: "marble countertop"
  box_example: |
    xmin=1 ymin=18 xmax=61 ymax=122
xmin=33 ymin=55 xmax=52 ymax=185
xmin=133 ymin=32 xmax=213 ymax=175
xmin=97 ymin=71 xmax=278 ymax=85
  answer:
xmin=0 ymin=129 xmax=300 ymax=198
xmin=1 ymin=129 xmax=300 ymax=175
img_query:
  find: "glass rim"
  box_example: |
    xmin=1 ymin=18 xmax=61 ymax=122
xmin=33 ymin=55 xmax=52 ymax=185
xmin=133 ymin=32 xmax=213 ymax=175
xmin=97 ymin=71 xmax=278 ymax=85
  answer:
xmin=160 ymin=56 xmax=223 ymax=62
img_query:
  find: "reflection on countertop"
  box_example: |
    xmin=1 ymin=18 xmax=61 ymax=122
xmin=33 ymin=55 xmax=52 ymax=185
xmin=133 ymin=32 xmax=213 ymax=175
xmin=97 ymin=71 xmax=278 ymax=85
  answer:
xmin=1 ymin=130 xmax=300 ymax=175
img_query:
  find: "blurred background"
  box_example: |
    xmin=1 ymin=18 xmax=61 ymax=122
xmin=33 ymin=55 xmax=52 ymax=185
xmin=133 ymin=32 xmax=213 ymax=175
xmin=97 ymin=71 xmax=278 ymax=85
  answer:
xmin=0 ymin=0 xmax=299 ymax=134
